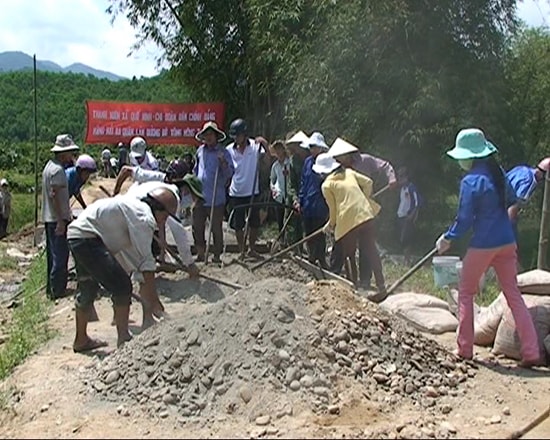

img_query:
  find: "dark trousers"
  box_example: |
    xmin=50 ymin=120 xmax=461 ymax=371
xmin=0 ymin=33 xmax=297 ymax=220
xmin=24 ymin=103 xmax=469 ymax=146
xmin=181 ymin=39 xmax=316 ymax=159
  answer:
xmin=68 ymin=238 xmax=132 ymax=311
xmin=303 ymin=216 xmax=327 ymax=269
xmin=0 ymin=216 xmax=8 ymax=239
xmin=330 ymin=220 xmax=384 ymax=288
xmin=45 ymin=222 xmax=69 ymax=298
xmin=193 ymin=202 xmax=226 ymax=258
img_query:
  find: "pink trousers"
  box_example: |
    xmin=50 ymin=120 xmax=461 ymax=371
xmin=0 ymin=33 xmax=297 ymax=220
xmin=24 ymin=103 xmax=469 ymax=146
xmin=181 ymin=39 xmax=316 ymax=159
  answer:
xmin=458 ymin=244 xmax=539 ymax=362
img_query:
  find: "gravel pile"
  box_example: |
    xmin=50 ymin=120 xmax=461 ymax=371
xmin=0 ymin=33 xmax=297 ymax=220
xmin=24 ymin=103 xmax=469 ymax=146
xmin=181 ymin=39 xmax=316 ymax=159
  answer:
xmin=85 ymin=277 xmax=475 ymax=426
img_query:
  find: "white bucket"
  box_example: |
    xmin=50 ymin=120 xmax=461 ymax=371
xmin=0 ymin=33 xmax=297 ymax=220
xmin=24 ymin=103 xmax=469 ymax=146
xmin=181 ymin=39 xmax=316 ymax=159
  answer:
xmin=432 ymin=256 xmax=460 ymax=287
xmin=456 ymin=262 xmax=486 ymax=292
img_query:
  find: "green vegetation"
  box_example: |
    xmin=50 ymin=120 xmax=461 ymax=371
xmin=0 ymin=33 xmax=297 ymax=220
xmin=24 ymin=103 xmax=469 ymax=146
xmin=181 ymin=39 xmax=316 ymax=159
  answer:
xmin=0 ymin=242 xmax=17 ymax=272
xmin=7 ymin=193 xmax=35 ymax=234
xmin=383 ymin=260 xmax=501 ymax=307
xmin=0 ymin=253 xmax=53 ymax=380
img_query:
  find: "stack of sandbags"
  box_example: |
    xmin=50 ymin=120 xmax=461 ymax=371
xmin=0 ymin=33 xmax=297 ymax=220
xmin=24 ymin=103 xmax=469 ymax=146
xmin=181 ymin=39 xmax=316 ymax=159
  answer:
xmin=447 ymin=269 xmax=550 ymax=364
xmin=492 ymin=269 xmax=550 ymax=363
xmin=380 ymin=292 xmax=458 ymax=334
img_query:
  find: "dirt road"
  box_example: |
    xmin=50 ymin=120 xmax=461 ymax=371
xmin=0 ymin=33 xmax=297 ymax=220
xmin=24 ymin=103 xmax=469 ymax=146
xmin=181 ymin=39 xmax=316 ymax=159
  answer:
xmin=0 ymin=178 xmax=548 ymax=439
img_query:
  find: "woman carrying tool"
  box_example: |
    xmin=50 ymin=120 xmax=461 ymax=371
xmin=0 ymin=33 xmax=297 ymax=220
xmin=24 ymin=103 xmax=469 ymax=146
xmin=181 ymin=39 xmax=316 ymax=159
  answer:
xmin=313 ymin=151 xmax=387 ymax=299
xmin=436 ymin=128 xmax=540 ymax=366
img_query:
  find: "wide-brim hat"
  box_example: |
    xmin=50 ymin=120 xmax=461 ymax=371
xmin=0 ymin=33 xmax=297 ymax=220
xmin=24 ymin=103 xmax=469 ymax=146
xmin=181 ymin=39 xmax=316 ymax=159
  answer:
xmin=447 ymin=128 xmax=498 ymax=160
xmin=182 ymin=174 xmax=204 ymax=200
xmin=0 ymin=178 xmax=8 ymax=186
xmin=312 ymin=153 xmax=341 ymax=175
xmin=286 ymin=130 xmax=309 ymax=146
xmin=301 ymin=132 xmax=329 ymax=150
xmin=50 ymin=134 xmax=80 ymax=153
xmin=195 ymin=121 xmax=226 ymax=142
xmin=328 ymin=137 xmax=359 ymax=158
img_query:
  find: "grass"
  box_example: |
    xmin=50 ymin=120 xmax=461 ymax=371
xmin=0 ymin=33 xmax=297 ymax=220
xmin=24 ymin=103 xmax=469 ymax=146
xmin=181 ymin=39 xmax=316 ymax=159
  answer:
xmin=0 ymin=252 xmax=54 ymax=380
xmin=383 ymin=259 xmax=501 ymax=307
xmin=7 ymin=193 xmax=36 ymax=234
xmin=0 ymin=243 xmax=17 ymax=271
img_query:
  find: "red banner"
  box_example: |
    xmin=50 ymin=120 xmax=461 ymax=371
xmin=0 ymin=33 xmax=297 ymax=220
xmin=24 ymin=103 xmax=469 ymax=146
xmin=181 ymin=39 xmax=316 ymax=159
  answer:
xmin=85 ymin=100 xmax=225 ymax=145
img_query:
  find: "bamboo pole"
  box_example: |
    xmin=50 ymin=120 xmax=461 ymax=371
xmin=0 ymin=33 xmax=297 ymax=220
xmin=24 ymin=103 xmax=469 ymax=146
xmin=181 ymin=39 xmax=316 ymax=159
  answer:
xmin=537 ymin=170 xmax=550 ymax=269
xmin=32 ymin=54 xmax=39 ymax=247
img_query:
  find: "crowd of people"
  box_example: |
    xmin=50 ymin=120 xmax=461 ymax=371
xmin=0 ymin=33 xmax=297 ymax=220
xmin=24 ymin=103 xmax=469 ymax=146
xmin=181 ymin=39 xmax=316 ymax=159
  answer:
xmin=36 ymin=121 xmax=550 ymax=365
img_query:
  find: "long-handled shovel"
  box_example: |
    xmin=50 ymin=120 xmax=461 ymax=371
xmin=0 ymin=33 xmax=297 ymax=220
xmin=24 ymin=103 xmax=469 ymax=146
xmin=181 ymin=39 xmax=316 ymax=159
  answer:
xmin=204 ymin=165 xmax=220 ymax=265
xmin=386 ymin=247 xmax=438 ymax=295
xmin=270 ymin=209 xmax=294 ymax=254
xmin=251 ymin=226 xmax=324 ymax=271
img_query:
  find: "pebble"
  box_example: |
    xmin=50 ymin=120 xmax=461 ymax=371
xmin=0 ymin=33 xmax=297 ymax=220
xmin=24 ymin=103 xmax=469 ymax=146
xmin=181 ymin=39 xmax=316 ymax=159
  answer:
xmin=373 ymin=373 xmax=389 ymax=384
xmin=313 ymin=387 xmax=330 ymax=397
xmin=159 ymin=410 xmax=169 ymax=419
xmin=441 ymin=404 xmax=452 ymax=415
xmin=425 ymin=386 xmax=438 ymax=398
xmin=328 ymin=404 xmax=340 ymax=414
xmin=255 ymin=415 xmax=271 ymax=426
xmin=490 ymin=415 xmax=502 ymax=424
xmin=300 ymin=375 xmax=313 ymax=388
xmin=187 ymin=329 xmax=199 ymax=345
xmin=239 ymin=386 xmax=253 ymax=404
xmin=163 ymin=394 xmax=178 ymax=405
xmin=181 ymin=365 xmax=193 ymax=382
xmin=104 ymin=370 xmax=120 ymax=385
xmin=503 ymin=407 xmax=511 ymax=416
xmin=40 ymin=404 xmax=49 ymax=413
xmin=440 ymin=422 xmax=457 ymax=434
xmin=278 ymin=349 xmax=290 ymax=362
xmin=289 ymin=380 xmax=301 ymax=391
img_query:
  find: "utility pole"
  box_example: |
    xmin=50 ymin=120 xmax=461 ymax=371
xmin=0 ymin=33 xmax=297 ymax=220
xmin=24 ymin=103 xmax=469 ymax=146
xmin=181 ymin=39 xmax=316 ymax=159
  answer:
xmin=32 ymin=54 xmax=39 ymax=247
xmin=537 ymin=170 xmax=550 ymax=269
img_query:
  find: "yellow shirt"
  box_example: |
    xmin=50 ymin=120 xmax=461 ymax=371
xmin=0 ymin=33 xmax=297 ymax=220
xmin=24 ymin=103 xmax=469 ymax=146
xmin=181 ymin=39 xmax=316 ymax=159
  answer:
xmin=321 ymin=168 xmax=381 ymax=241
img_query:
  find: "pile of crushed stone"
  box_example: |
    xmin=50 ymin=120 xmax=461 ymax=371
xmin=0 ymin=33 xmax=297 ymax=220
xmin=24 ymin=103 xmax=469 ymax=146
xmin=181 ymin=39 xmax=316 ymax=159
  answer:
xmin=84 ymin=278 xmax=475 ymax=426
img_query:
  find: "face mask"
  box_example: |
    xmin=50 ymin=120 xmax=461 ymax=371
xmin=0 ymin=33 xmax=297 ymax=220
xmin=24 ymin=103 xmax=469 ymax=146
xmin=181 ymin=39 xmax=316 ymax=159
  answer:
xmin=458 ymin=159 xmax=473 ymax=171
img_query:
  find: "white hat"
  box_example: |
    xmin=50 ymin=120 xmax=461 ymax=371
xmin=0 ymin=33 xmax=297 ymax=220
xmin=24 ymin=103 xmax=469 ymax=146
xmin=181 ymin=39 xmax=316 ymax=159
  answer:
xmin=286 ymin=130 xmax=309 ymax=145
xmin=50 ymin=134 xmax=80 ymax=153
xmin=0 ymin=178 xmax=8 ymax=186
xmin=312 ymin=153 xmax=341 ymax=175
xmin=130 ymin=136 xmax=147 ymax=159
xmin=195 ymin=121 xmax=226 ymax=142
xmin=301 ymin=132 xmax=329 ymax=150
xmin=328 ymin=137 xmax=359 ymax=157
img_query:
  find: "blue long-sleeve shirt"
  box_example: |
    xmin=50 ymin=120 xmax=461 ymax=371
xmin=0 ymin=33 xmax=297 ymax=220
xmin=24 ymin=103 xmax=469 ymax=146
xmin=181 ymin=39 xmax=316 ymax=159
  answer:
xmin=506 ymin=165 xmax=537 ymax=205
xmin=65 ymin=166 xmax=83 ymax=197
xmin=194 ymin=144 xmax=234 ymax=207
xmin=444 ymin=161 xmax=516 ymax=249
xmin=298 ymin=156 xmax=329 ymax=220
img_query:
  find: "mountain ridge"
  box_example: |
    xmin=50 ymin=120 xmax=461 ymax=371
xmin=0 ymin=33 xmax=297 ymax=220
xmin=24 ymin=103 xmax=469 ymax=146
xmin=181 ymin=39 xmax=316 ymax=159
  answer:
xmin=0 ymin=51 xmax=125 ymax=81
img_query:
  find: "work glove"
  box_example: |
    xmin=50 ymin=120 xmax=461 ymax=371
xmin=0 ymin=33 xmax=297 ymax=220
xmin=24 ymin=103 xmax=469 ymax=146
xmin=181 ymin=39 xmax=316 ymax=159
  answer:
xmin=322 ymin=222 xmax=334 ymax=234
xmin=435 ymin=234 xmax=451 ymax=255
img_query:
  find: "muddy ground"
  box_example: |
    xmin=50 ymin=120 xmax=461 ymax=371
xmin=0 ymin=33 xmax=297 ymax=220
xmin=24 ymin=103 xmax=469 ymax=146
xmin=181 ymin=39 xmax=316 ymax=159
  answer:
xmin=0 ymin=177 xmax=548 ymax=439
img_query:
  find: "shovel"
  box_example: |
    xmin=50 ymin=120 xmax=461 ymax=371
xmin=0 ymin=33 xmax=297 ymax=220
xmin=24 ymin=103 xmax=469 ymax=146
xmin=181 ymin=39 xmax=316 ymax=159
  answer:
xmin=270 ymin=210 xmax=294 ymax=254
xmin=386 ymin=247 xmax=438 ymax=295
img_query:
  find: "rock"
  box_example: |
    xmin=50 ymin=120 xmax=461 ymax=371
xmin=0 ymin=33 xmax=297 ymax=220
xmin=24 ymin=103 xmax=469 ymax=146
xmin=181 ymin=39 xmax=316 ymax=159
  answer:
xmin=328 ymin=405 xmax=340 ymax=415
xmin=441 ymin=404 xmax=452 ymax=415
xmin=503 ymin=407 xmax=511 ymax=416
xmin=187 ymin=329 xmax=199 ymax=345
xmin=159 ymin=410 xmax=169 ymax=419
xmin=181 ymin=365 xmax=193 ymax=382
xmin=313 ymin=387 xmax=330 ymax=397
xmin=104 ymin=370 xmax=120 ymax=385
xmin=334 ymin=330 xmax=350 ymax=342
xmin=490 ymin=415 xmax=502 ymax=424
xmin=163 ymin=394 xmax=178 ymax=405
xmin=239 ymin=385 xmax=253 ymax=404
xmin=336 ymin=340 xmax=349 ymax=354
xmin=40 ymin=404 xmax=49 ymax=413
xmin=249 ymin=323 xmax=261 ymax=337
xmin=266 ymin=427 xmax=279 ymax=436
xmin=278 ymin=349 xmax=290 ymax=362
xmin=405 ymin=383 xmax=415 ymax=394
xmin=300 ymin=375 xmax=314 ymax=388
xmin=372 ymin=373 xmax=389 ymax=384
xmin=255 ymin=415 xmax=271 ymax=426
xmin=425 ymin=386 xmax=438 ymax=398
xmin=440 ymin=422 xmax=457 ymax=434
xmin=289 ymin=380 xmax=301 ymax=392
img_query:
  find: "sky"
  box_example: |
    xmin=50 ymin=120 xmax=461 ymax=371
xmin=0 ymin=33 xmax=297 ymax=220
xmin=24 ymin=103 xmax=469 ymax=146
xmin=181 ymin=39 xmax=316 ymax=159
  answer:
xmin=0 ymin=0 xmax=549 ymax=80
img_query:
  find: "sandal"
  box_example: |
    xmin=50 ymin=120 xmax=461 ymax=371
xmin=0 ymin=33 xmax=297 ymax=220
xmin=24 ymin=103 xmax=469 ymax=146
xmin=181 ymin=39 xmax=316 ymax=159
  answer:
xmin=73 ymin=338 xmax=108 ymax=353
